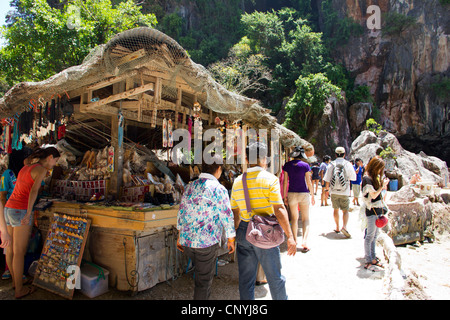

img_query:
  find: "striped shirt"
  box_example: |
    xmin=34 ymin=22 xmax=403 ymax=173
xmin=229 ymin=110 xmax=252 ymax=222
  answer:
xmin=230 ymin=166 xmax=283 ymax=222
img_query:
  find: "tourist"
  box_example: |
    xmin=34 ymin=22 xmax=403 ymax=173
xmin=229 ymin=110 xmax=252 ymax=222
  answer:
xmin=0 ymin=202 xmax=11 ymax=249
xmin=351 ymin=158 xmax=364 ymax=206
xmin=361 ymin=157 xmax=389 ymax=270
xmin=0 ymin=147 xmax=32 ymax=281
xmin=310 ymin=162 xmax=321 ymax=195
xmin=323 ymin=147 xmax=356 ymax=238
xmin=231 ymin=142 xmax=295 ymax=300
xmin=176 ymin=153 xmax=235 ymax=300
xmin=4 ymin=146 xmax=60 ymax=299
xmin=319 ymin=155 xmax=331 ymax=206
xmin=282 ymin=146 xmax=315 ymax=252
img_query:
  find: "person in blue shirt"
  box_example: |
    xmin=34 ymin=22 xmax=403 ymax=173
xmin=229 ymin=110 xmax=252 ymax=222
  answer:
xmin=0 ymin=147 xmax=32 ymax=281
xmin=351 ymin=158 xmax=364 ymax=206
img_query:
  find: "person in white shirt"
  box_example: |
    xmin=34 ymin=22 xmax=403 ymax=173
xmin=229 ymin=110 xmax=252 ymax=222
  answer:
xmin=323 ymin=147 xmax=356 ymax=238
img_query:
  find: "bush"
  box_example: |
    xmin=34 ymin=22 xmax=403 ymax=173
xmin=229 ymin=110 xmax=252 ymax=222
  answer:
xmin=382 ymin=12 xmax=417 ymax=36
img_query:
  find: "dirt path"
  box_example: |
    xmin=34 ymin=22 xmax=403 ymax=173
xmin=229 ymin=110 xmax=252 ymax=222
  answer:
xmin=1 ymin=192 xmax=448 ymax=300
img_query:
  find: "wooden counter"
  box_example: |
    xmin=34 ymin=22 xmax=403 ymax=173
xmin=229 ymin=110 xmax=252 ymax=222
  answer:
xmin=35 ymin=201 xmax=186 ymax=293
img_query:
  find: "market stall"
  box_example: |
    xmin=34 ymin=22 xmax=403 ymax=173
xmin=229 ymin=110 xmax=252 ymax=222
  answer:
xmin=0 ymin=27 xmax=306 ymax=296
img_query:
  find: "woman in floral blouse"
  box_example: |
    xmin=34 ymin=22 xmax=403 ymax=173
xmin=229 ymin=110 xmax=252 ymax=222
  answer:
xmin=177 ymin=154 xmax=235 ymax=300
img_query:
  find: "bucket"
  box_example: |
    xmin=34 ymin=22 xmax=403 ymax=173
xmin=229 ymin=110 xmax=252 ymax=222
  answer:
xmin=389 ymin=179 xmax=398 ymax=191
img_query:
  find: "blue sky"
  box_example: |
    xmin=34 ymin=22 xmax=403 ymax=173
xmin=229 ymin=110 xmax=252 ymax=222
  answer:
xmin=0 ymin=1 xmax=12 ymax=26
xmin=0 ymin=1 xmax=12 ymax=46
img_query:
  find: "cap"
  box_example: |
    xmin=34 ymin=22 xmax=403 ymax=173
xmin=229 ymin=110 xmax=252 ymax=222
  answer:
xmin=289 ymin=146 xmax=307 ymax=159
xmin=335 ymin=147 xmax=346 ymax=155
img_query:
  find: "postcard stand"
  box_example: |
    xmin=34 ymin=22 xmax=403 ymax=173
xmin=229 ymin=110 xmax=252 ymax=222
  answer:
xmin=33 ymin=213 xmax=91 ymax=299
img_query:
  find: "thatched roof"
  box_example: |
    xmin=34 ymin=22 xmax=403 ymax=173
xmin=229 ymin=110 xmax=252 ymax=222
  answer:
xmin=0 ymin=27 xmax=306 ymax=148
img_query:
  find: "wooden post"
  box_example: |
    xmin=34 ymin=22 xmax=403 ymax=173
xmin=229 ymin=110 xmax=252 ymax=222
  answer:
xmin=109 ymin=82 xmax=124 ymax=199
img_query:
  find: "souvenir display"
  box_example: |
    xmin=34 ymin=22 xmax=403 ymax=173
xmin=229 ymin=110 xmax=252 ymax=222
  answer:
xmin=33 ymin=213 xmax=91 ymax=299
xmin=162 ymin=118 xmax=168 ymax=148
xmin=168 ymin=119 xmax=173 ymax=148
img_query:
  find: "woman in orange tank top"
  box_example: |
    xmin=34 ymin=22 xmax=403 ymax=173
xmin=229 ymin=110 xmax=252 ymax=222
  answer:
xmin=1 ymin=146 xmax=60 ymax=299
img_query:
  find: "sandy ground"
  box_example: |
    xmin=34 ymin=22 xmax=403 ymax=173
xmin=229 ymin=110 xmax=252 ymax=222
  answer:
xmin=0 ymin=191 xmax=449 ymax=301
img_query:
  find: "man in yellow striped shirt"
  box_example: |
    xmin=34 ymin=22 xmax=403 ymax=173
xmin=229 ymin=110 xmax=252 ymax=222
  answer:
xmin=231 ymin=142 xmax=296 ymax=300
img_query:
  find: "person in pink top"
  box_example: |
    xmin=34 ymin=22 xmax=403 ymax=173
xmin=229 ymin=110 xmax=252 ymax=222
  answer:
xmin=3 ymin=146 xmax=60 ymax=299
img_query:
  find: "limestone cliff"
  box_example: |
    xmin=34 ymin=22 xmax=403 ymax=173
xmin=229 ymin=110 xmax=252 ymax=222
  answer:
xmin=317 ymin=0 xmax=449 ymax=164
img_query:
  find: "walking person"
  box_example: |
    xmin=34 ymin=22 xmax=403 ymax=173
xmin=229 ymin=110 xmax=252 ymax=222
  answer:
xmin=323 ymin=147 xmax=356 ymax=238
xmin=231 ymin=142 xmax=296 ymax=300
xmin=310 ymin=162 xmax=321 ymax=195
xmin=351 ymin=158 xmax=364 ymax=206
xmin=319 ymin=155 xmax=331 ymax=206
xmin=361 ymin=157 xmax=389 ymax=270
xmin=176 ymin=154 xmax=236 ymax=300
xmin=282 ymin=146 xmax=315 ymax=252
xmin=4 ymin=146 xmax=60 ymax=299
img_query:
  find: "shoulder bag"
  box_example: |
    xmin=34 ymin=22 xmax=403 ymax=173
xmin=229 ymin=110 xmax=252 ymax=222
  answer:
xmin=243 ymin=172 xmax=285 ymax=249
xmin=372 ymin=199 xmax=389 ymax=228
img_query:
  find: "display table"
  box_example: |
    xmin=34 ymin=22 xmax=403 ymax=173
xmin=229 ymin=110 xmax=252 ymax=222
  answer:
xmin=35 ymin=201 xmax=185 ymax=292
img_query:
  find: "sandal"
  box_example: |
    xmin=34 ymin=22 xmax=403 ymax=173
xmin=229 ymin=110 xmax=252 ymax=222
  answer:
xmin=15 ymin=286 xmax=36 ymax=299
xmin=341 ymin=228 xmax=351 ymax=238
xmin=364 ymin=263 xmax=376 ymax=272
xmin=300 ymin=246 xmax=310 ymax=253
xmin=372 ymin=260 xmax=384 ymax=268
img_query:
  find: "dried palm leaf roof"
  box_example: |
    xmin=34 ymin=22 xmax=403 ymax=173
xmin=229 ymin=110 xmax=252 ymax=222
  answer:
xmin=0 ymin=27 xmax=307 ymax=148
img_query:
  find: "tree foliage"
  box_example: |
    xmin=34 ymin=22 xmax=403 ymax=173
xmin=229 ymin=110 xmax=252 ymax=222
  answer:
xmin=240 ymin=8 xmax=326 ymax=108
xmin=284 ymin=73 xmax=342 ymax=137
xmin=0 ymin=0 xmax=157 ymax=85
xmin=207 ymin=37 xmax=272 ymax=95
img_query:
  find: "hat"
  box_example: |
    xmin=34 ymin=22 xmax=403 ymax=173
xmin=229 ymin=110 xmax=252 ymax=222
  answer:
xmin=289 ymin=146 xmax=307 ymax=159
xmin=335 ymin=147 xmax=346 ymax=155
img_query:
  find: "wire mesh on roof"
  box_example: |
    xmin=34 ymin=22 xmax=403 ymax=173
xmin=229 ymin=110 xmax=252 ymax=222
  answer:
xmin=0 ymin=27 xmax=306 ymax=148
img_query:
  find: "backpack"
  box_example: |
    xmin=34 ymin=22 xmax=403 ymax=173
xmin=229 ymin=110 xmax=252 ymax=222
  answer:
xmin=330 ymin=160 xmax=348 ymax=192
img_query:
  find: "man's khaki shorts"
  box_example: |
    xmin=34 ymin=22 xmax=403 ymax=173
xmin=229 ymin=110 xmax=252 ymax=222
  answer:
xmin=331 ymin=194 xmax=350 ymax=211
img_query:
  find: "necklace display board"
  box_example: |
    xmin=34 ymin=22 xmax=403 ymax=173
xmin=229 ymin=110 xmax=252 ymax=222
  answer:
xmin=33 ymin=213 xmax=91 ymax=299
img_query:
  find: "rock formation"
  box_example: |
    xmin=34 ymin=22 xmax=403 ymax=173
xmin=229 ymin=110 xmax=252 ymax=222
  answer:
xmin=350 ymin=130 xmax=449 ymax=186
xmin=318 ymin=0 xmax=449 ymax=165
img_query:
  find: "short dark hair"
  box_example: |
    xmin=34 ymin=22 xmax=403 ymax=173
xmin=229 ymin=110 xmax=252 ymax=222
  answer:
xmin=202 ymin=153 xmax=223 ymax=175
xmin=323 ymin=155 xmax=331 ymax=162
xmin=246 ymin=142 xmax=268 ymax=165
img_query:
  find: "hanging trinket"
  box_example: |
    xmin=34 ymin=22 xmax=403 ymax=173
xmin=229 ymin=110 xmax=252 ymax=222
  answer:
xmin=162 ymin=117 xmax=168 ymax=148
xmin=168 ymin=118 xmax=173 ymax=148
xmin=107 ymin=146 xmax=114 ymax=172
xmin=118 ymin=110 xmax=124 ymax=148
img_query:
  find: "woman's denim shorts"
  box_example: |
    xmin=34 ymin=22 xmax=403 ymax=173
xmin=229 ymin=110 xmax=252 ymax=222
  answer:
xmin=4 ymin=207 xmax=33 ymax=227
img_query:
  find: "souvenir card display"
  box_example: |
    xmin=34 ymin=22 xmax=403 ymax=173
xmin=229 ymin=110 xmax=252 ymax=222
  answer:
xmin=33 ymin=213 xmax=91 ymax=299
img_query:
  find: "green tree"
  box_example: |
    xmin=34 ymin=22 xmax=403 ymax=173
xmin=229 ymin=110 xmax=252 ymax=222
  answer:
xmin=208 ymin=37 xmax=272 ymax=95
xmin=241 ymin=8 xmax=325 ymax=105
xmin=284 ymin=73 xmax=342 ymax=137
xmin=0 ymin=0 xmax=157 ymax=86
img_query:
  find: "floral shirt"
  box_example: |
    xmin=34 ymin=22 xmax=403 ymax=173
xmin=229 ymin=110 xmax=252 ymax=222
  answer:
xmin=177 ymin=173 xmax=235 ymax=248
